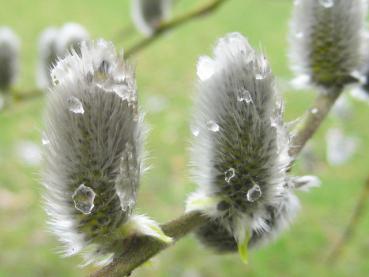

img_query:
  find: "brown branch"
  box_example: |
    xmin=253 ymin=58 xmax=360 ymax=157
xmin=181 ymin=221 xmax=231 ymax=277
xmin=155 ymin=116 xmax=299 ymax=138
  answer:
xmin=113 ymin=24 xmax=136 ymax=42
xmin=125 ymin=0 xmax=230 ymax=58
xmin=0 ymin=89 xmax=43 ymax=112
xmin=12 ymin=89 xmax=43 ymax=102
xmin=326 ymin=176 xmax=369 ymax=263
xmin=90 ymin=212 xmax=207 ymax=277
xmin=289 ymin=87 xmax=342 ymax=158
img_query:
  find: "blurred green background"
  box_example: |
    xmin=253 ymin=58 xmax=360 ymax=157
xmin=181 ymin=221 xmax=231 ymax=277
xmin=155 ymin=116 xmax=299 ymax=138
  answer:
xmin=1 ymin=0 xmax=369 ymax=276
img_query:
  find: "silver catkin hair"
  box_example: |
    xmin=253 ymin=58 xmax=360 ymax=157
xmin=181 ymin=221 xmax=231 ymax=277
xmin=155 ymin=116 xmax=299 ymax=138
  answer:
xmin=43 ymin=39 xmax=171 ymax=266
xmin=289 ymin=0 xmax=368 ymax=89
xmin=186 ymin=33 xmax=313 ymax=256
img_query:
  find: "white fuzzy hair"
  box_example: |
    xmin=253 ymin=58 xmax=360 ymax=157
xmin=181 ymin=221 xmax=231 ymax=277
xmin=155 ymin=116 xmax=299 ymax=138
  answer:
xmin=56 ymin=23 xmax=90 ymax=58
xmin=0 ymin=26 xmax=20 ymax=91
xmin=131 ymin=0 xmax=171 ymax=36
xmin=36 ymin=27 xmax=59 ymax=90
xmin=186 ymin=32 xmax=309 ymax=252
xmin=289 ymin=0 xmax=367 ymax=89
xmin=43 ymin=39 xmax=170 ymax=266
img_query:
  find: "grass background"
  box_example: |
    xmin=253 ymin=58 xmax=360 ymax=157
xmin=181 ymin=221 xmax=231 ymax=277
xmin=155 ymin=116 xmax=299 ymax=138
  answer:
xmin=1 ymin=0 xmax=369 ymax=276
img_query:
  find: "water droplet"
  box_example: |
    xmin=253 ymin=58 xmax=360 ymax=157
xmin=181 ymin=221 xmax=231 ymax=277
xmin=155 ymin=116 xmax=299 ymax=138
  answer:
xmin=319 ymin=0 xmax=334 ymax=8
xmin=255 ymin=73 xmax=265 ymax=80
xmin=96 ymin=82 xmax=131 ymax=100
xmin=246 ymin=183 xmax=262 ymax=202
xmin=197 ymin=56 xmax=215 ymax=81
xmin=191 ymin=125 xmax=200 ymax=137
xmin=72 ymin=184 xmax=96 ymax=214
xmin=206 ymin=120 xmax=219 ymax=132
xmin=311 ymin=108 xmax=319 ymax=114
xmin=42 ymin=132 xmax=50 ymax=145
xmin=237 ymin=89 xmax=253 ymax=103
xmin=67 ymin=96 xmax=84 ymax=114
xmin=224 ymin=168 xmax=236 ymax=183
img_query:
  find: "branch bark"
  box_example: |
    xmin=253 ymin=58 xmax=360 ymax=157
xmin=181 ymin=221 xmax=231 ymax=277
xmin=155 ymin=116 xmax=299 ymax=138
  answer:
xmin=326 ymin=176 xmax=369 ymax=263
xmin=125 ymin=0 xmax=230 ymax=58
xmin=90 ymin=212 xmax=207 ymax=277
xmin=289 ymin=87 xmax=342 ymax=158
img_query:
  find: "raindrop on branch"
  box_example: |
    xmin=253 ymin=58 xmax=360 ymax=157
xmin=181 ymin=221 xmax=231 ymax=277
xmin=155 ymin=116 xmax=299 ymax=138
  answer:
xmin=311 ymin=108 xmax=319 ymax=115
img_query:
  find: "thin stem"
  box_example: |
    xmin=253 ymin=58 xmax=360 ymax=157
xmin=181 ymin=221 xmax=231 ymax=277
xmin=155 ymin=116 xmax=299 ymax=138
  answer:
xmin=92 ymin=86 xmax=346 ymax=277
xmin=13 ymin=89 xmax=43 ymax=101
xmin=90 ymin=212 xmax=206 ymax=277
xmin=326 ymin=176 xmax=369 ymax=263
xmin=0 ymin=89 xmax=43 ymax=112
xmin=125 ymin=0 xmax=229 ymax=58
xmin=113 ymin=24 xmax=136 ymax=42
xmin=289 ymin=87 xmax=342 ymax=158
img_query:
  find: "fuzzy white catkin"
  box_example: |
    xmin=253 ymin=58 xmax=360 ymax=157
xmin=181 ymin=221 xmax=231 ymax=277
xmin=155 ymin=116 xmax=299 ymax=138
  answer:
xmin=36 ymin=23 xmax=89 ymax=90
xmin=131 ymin=0 xmax=171 ymax=36
xmin=186 ymin=33 xmax=317 ymax=257
xmin=36 ymin=27 xmax=59 ymax=90
xmin=0 ymin=27 xmax=20 ymax=92
xmin=56 ymin=23 xmax=90 ymax=58
xmin=289 ymin=0 xmax=368 ymax=89
xmin=43 ymin=39 xmax=171 ymax=266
